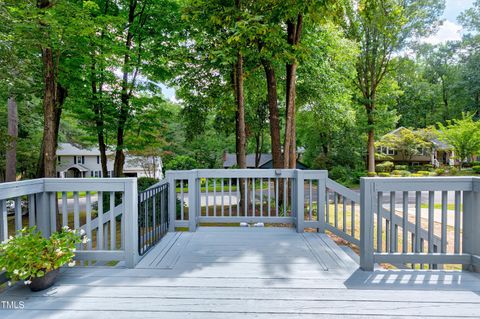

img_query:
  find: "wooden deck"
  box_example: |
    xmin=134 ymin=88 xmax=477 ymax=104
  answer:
xmin=2 ymin=227 xmax=480 ymax=318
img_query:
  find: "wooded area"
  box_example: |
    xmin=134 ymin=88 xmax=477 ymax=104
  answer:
xmin=1 ymin=0 xmax=479 ymax=185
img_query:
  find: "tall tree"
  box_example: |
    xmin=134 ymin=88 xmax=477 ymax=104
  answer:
xmin=6 ymin=97 xmax=18 ymax=182
xmin=344 ymin=0 xmax=444 ymax=172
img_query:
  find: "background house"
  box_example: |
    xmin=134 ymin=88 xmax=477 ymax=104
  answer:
xmin=56 ymin=143 xmax=163 ymax=178
xmin=223 ymin=153 xmax=308 ymax=169
xmin=376 ymin=127 xmax=454 ymax=166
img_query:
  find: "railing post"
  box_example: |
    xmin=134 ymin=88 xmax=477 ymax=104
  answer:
xmin=295 ymin=170 xmax=305 ymax=233
xmin=166 ymin=171 xmax=176 ymax=232
xmin=188 ymin=170 xmax=198 ymax=232
xmin=36 ymin=182 xmax=51 ymax=237
xmin=463 ymin=178 xmax=480 ymax=272
xmin=317 ymin=171 xmax=327 ymax=233
xmin=360 ymin=178 xmax=375 ymax=271
xmin=124 ymin=178 xmax=139 ymax=268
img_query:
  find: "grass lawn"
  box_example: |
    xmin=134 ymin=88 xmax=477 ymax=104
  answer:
xmin=56 ymin=191 xmax=97 ymax=199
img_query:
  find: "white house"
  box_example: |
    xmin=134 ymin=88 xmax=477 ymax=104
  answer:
xmin=56 ymin=143 xmax=163 ymax=179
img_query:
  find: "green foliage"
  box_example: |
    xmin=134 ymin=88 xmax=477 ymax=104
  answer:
xmin=377 ymin=127 xmax=433 ymax=162
xmin=164 ymin=155 xmax=199 ymax=171
xmin=137 ymin=177 xmax=160 ymax=192
xmin=435 ymin=168 xmax=446 ymax=175
xmin=394 ymin=165 xmax=408 ymax=170
xmin=472 ymin=166 xmax=480 ymax=174
xmin=378 ymin=172 xmax=390 ymax=177
xmin=367 ymin=172 xmax=377 ymax=177
xmin=417 ymin=170 xmax=431 ymax=176
xmin=437 ymin=113 xmax=480 ymax=165
xmin=375 ymin=161 xmax=394 ymax=173
xmin=0 ymin=226 xmax=86 ymax=284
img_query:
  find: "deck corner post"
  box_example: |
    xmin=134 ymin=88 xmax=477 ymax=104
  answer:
xmin=166 ymin=171 xmax=176 ymax=232
xmin=317 ymin=171 xmax=327 ymax=233
xmin=360 ymin=178 xmax=375 ymax=271
xmin=462 ymin=178 xmax=480 ymax=272
xmin=36 ymin=181 xmax=51 ymax=238
xmin=124 ymin=178 xmax=139 ymax=268
xmin=295 ymin=169 xmax=305 ymax=233
xmin=188 ymin=170 xmax=198 ymax=232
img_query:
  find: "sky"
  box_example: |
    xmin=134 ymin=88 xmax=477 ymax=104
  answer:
xmin=421 ymin=0 xmax=474 ymax=44
xmin=161 ymin=0 xmax=476 ymax=102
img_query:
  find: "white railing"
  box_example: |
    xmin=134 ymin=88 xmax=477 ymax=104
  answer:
xmin=166 ymin=169 xmax=330 ymax=232
xmin=360 ymin=177 xmax=480 ymax=271
xmin=0 ymin=178 xmax=138 ymax=268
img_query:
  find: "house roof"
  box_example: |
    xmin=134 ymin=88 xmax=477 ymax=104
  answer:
xmin=57 ymin=143 xmax=104 ymax=156
xmin=58 ymin=163 xmax=90 ymax=173
xmin=383 ymin=127 xmax=452 ymax=150
xmin=223 ymin=153 xmax=273 ymax=168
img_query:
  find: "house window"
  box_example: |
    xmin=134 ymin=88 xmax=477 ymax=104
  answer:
xmin=57 ymin=156 xmax=61 ymax=164
xmin=387 ymin=148 xmax=395 ymax=156
xmin=90 ymin=171 xmax=94 ymax=177
xmin=74 ymin=156 xmax=76 ymax=164
xmin=81 ymin=156 xmax=85 ymax=164
xmin=97 ymin=156 xmax=100 ymax=164
xmin=98 ymin=170 xmax=102 ymax=178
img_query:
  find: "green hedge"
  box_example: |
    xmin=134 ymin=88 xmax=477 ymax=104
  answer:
xmin=473 ymin=166 xmax=480 ymax=174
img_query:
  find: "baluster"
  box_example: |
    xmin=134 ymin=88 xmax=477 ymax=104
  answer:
xmin=236 ymin=178 xmax=240 ymax=216
xmin=389 ymin=191 xmax=395 ymax=253
xmin=28 ymin=194 xmax=36 ymax=227
xmin=221 ymin=178 xmax=225 ymax=217
xmin=0 ymin=200 xmax=7 ymax=241
xmin=62 ymin=192 xmax=68 ymax=227
xmin=283 ymin=178 xmax=287 ymax=217
xmin=454 ymin=191 xmax=461 ymax=254
xmin=97 ymin=192 xmax=104 ymax=250
xmin=259 ymin=178 xmax=263 ymax=217
xmin=377 ymin=192 xmax=383 ymax=252
xmin=334 ymin=193 xmax=338 ymax=228
xmin=428 ymin=191 xmax=434 ymax=253
xmin=205 ymin=178 xmax=209 ymax=217
xmin=267 ymin=178 xmax=271 ymax=217
xmin=441 ymin=191 xmax=448 ymax=253
xmin=309 ymin=180 xmax=313 ymax=221
xmin=275 ymin=178 xmax=279 ymax=217
xmin=415 ymin=191 xmax=421 ymax=253
xmin=110 ymin=191 xmax=116 ymax=250
xmin=180 ymin=180 xmax=184 ymax=220
xmin=326 ymin=191 xmax=330 ymax=225
xmin=50 ymin=192 xmax=57 ymax=233
xmin=252 ymin=178 xmax=255 ymax=216
xmin=342 ymin=196 xmax=347 ymax=232
xmin=351 ymin=200 xmax=355 ymax=238
xmin=229 ymin=178 xmax=232 ymax=217
xmin=86 ymin=192 xmax=92 ymax=250
xmin=15 ymin=197 xmax=22 ymax=231
xmin=244 ymin=178 xmax=248 ymax=217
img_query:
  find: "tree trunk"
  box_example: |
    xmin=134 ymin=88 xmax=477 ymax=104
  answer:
xmin=38 ymin=47 xmax=64 ymax=178
xmin=6 ymin=96 xmax=18 ymax=182
xmin=114 ymin=0 xmax=136 ymax=177
xmin=262 ymin=60 xmax=283 ymax=168
xmin=366 ymin=105 xmax=375 ymax=173
xmin=284 ymin=15 xmax=302 ymax=169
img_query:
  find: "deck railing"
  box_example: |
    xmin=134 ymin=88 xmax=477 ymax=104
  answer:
xmin=165 ymin=169 xmax=329 ymax=232
xmin=360 ymin=177 xmax=480 ymax=271
xmin=1 ymin=172 xmax=479 ymax=273
xmin=137 ymin=180 xmax=169 ymax=255
xmin=0 ymin=178 xmax=138 ymax=268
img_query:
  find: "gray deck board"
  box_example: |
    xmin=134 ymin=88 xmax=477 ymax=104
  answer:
xmin=2 ymin=227 xmax=480 ymax=318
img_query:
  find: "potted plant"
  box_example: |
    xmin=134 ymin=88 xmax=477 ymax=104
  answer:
xmin=0 ymin=226 xmax=88 ymax=291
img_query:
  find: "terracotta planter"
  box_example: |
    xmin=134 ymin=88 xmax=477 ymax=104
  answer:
xmin=29 ymin=268 xmax=60 ymax=292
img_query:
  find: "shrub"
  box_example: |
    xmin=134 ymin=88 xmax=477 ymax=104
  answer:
xmin=378 ymin=172 xmax=390 ymax=177
xmin=391 ymin=170 xmax=401 ymax=175
xmin=164 ymin=155 xmax=198 ymax=171
xmin=329 ymin=166 xmax=350 ymax=182
xmin=472 ymin=166 xmax=480 ymax=174
xmin=471 ymin=161 xmax=480 ymax=167
xmin=367 ymin=172 xmax=377 ymax=177
xmin=394 ymin=165 xmax=408 ymax=170
xmin=449 ymin=166 xmax=459 ymax=175
xmin=137 ymin=177 xmax=159 ymax=192
xmin=435 ymin=168 xmax=446 ymax=176
xmin=0 ymin=226 xmax=86 ymax=285
xmin=411 ymin=173 xmax=423 ymax=177
xmin=375 ymin=161 xmax=394 ymax=173
xmin=391 ymin=174 xmax=401 ymax=177
xmin=400 ymin=170 xmax=411 ymax=177
xmin=417 ymin=170 xmax=430 ymax=176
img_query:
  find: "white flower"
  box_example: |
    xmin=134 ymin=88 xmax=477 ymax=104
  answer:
xmin=80 ymin=229 xmax=86 ymax=235
xmin=82 ymin=237 xmax=90 ymax=244
xmin=72 ymin=248 xmax=76 ymax=252
xmin=1 ymin=267 xmax=5 ymax=271
xmin=24 ymin=280 xmax=32 ymax=285
xmin=8 ymin=236 xmax=13 ymax=240
xmin=68 ymin=261 xmax=76 ymax=267
xmin=7 ymin=281 xmax=11 ymax=287
xmin=13 ymin=269 xmax=19 ymax=275
xmin=63 ymin=225 xmax=69 ymax=230
xmin=55 ymin=248 xmax=61 ymax=253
